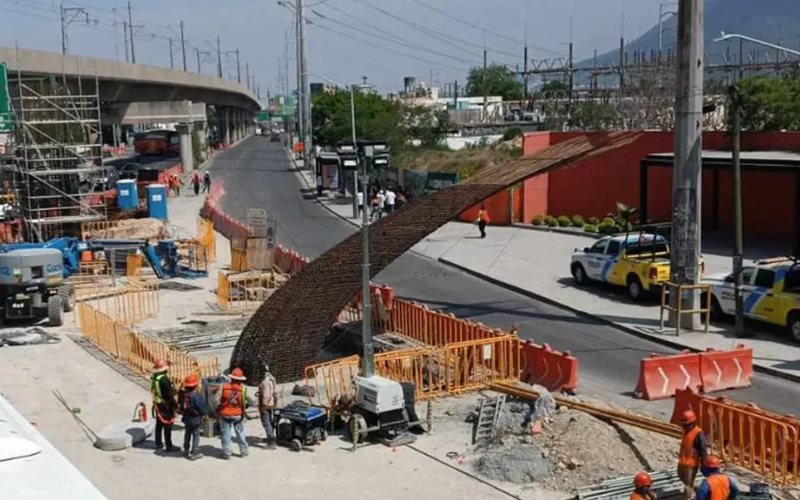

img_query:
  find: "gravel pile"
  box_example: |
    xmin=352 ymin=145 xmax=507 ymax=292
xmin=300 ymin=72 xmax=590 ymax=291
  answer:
xmin=472 ymin=443 xmax=553 ymax=483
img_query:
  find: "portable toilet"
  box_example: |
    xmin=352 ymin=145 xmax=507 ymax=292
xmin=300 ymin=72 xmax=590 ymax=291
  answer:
xmin=116 ymin=179 xmax=138 ymax=211
xmin=146 ymin=184 xmax=168 ymax=220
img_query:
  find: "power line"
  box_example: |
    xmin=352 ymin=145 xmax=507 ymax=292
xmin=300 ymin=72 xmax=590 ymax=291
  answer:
xmin=406 ymin=0 xmax=562 ymax=56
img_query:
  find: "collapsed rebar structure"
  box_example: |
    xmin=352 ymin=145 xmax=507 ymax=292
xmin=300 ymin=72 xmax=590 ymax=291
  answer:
xmin=9 ymin=70 xmax=106 ymax=241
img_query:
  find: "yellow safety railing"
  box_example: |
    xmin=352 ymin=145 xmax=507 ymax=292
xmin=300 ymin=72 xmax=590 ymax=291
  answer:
xmin=216 ymin=271 xmax=286 ymax=312
xmin=197 ymin=217 xmax=216 ymax=263
xmin=230 ymin=242 xmax=248 ymax=272
xmin=389 ymin=299 xmax=507 ymax=346
xmin=304 ymin=334 xmax=521 ymax=408
xmin=81 ymin=279 xmax=159 ymax=325
xmin=178 ymin=242 xmax=209 ymax=273
xmin=79 ymin=260 xmax=110 ymax=276
xmin=81 ymin=220 xmax=122 ymax=240
xmin=77 ymin=302 xmax=220 ymax=386
xmin=660 ymin=282 xmax=712 ymax=335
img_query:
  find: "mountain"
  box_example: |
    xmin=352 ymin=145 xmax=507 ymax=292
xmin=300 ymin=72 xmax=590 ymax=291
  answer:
xmin=583 ymin=0 xmax=800 ymax=68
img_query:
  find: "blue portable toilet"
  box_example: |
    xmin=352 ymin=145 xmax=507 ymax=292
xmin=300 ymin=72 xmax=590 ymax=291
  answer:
xmin=146 ymin=184 xmax=168 ymax=220
xmin=116 ymin=179 xmax=138 ymax=211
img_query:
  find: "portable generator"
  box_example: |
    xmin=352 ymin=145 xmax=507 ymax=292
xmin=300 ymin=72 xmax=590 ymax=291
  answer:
xmin=348 ymin=375 xmax=411 ymax=446
xmin=274 ymin=400 xmax=328 ymax=452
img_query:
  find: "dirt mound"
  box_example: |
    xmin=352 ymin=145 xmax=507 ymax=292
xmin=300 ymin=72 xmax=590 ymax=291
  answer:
xmin=473 ymin=443 xmax=553 ymax=483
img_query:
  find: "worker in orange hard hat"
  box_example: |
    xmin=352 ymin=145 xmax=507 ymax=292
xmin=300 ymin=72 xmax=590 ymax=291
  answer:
xmin=697 ymin=456 xmax=739 ymax=500
xmin=151 ymin=359 xmax=180 ymax=453
xmin=677 ymin=409 xmax=708 ymax=500
xmin=178 ymin=374 xmax=210 ymax=460
xmin=631 ymin=471 xmax=657 ymax=500
xmin=218 ymin=367 xmax=249 ymax=459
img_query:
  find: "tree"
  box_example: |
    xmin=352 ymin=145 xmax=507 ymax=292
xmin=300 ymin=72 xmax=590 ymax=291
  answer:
xmin=537 ymin=80 xmax=568 ymax=96
xmin=737 ymin=71 xmax=800 ymax=131
xmin=311 ymin=89 xmax=403 ymax=149
xmin=465 ymin=64 xmax=524 ymax=101
xmin=569 ymin=101 xmax=619 ymax=131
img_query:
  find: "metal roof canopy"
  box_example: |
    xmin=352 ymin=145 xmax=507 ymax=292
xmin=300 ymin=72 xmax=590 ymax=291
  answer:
xmin=640 ymin=149 xmax=800 ymax=254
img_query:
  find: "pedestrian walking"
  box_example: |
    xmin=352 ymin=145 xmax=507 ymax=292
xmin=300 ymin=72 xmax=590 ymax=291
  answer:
xmin=316 ymin=174 xmax=324 ymax=197
xmin=150 ymin=359 xmax=180 ymax=453
xmin=217 ymin=367 xmax=249 ymax=459
xmin=370 ymin=193 xmax=380 ymax=222
xmin=677 ymin=410 xmax=708 ymax=500
xmin=376 ymin=189 xmax=386 ymax=219
xmin=395 ymin=191 xmax=407 ymax=210
xmin=476 ymin=205 xmax=490 ymax=239
xmin=178 ymin=374 xmax=210 ymax=460
xmin=191 ymin=172 xmax=201 ymax=196
xmin=202 ymin=172 xmax=211 ymax=193
xmin=356 ymin=189 xmax=364 ymax=218
xmin=385 ymin=187 xmax=396 ymax=214
xmin=169 ymin=174 xmax=182 ymax=196
xmin=257 ymin=363 xmax=277 ymax=449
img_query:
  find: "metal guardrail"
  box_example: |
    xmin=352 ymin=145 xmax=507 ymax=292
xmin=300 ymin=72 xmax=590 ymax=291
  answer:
xmin=76 ymin=302 xmax=219 ymax=386
xmin=216 ymin=271 xmax=286 ymax=312
xmin=659 ymin=282 xmax=712 ymax=335
xmin=78 ymin=279 xmax=159 ymax=325
xmin=197 ymin=217 xmax=216 ymax=263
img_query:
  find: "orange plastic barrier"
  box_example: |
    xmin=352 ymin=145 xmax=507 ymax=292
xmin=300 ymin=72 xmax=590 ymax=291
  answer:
xmin=274 ymin=244 xmax=292 ymax=274
xmin=671 ymin=388 xmax=800 ymax=486
xmin=698 ymin=344 xmax=753 ymax=393
xmin=520 ymin=340 xmax=579 ymax=394
xmin=634 ymin=351 xmax=702 ymax=401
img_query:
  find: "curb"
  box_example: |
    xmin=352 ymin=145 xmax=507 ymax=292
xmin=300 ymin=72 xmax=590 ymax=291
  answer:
xmin=437 ymin=256 xmax=800 ymax=384
xmin=513 ymin=223 xmax=603 ymax=240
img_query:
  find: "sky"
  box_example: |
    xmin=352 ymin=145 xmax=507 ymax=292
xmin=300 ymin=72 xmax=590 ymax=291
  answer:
xmin=0 ymin=0 xmax=672 ymax=97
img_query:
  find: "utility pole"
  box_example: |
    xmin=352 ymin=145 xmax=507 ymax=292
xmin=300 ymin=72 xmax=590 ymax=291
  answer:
xmin=123 ymin=22 xmax=130 ymax=62
xmin=669 ymin=0 xmax=704 ymax=330
xmin=482 ymin=48 xmax=488 ymax=122
xmin=729 ymin=84 xmax=745 ymax=337
xmin=128 ymin=1 xmax=136 ymax=63
xmin=195 ymin=47 xmax=201 ymax=73
xmin=298 ymin=0 xmax=312 ymax=168
xmin=236 ymin=49 xmax=241 ymax=83
xmin=523 ymin=24 xmax=529 ymax=98
xmin=453 ymin=80 xmax=458 ymax=108
xmin=246 ymin=62 xmax=250 ymax=89
xmin=295 ymin=8 xmax=303 ymax=152
xmin=169 ymin=37 xmax=174 ymax=69
xmin=180 ymin=20 xmax=187 ymax=71
xmin=618 ymin=37 xmax=625 ymax=98
xmin=216 ymin=36 xmax=222 ymax=78
xmin=60 ymin=4 xmax=91 ymax=55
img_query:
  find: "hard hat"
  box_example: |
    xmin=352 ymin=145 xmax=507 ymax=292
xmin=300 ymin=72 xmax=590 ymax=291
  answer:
xmin=704 ymin=455 xmax=722 ymax=469
xmin=229 ymin=368 xmax=247 ymax=381
xmin=183 ymin=374 xmax=199 ymax=388
xmin=681 ymin=410 xmax=697 ymax=424
xmin=633 ymin=471 xmax=653 ymax=488
xmin=152 ymin=359 xmax=168 ymax=373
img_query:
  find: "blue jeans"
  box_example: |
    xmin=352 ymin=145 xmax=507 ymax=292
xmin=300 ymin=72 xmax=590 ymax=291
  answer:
xmin=261 ymin=410 xmax=275 ymax=441
xmin=219 ymin=417 xmax=247 ymax=456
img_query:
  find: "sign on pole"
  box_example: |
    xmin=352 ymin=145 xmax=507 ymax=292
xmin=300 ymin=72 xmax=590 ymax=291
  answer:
xmin=0 ymin=62 xmax=12 ymax=133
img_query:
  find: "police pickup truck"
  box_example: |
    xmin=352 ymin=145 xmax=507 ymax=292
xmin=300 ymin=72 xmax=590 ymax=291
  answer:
xmin=703 ymin=258 xmax=800 ymax=342
xmin=571 ymin=233 xmax=672 ymax=301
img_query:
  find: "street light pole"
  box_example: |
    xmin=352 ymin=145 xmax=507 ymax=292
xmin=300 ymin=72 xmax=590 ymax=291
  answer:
xmin=360 ymin=147 xmax=373 ymax=377
xmin=128 ymin=1 xmax=136 ymax=63
xmin=729 ymin=84 xmax=746 ymax=337
xmin=351 ymin=86 xmax=358 ymax=218
xmin=195 ymin=47 xmax=201 ymax=73
xmin=216 ymin=36 xmax=223 ymax=78
xmin=180 ymin=20 xmax=187 ymax=71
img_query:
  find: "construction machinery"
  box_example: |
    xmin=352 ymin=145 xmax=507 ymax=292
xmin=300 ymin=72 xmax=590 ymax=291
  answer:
xmin=348 ymin=375 xmax=412 ymax=446
xmin=0 ymin=248 xmax=73 ymax=326
xmin=273 ymin=400 xmax=328 ymax=452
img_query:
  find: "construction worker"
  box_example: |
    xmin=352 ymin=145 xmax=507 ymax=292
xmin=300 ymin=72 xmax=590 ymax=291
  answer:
xmin=257 ymin=363 xmax=277 ymax=449
xmin=178 ymin=374 xmax=210 ymax=460
xmin=678 ymin=410 xmax=708 ymax=499
xmin=191 ymin=171 xmax=201 ymax=196
xmin=631 ymin=471 xmax=657 ymax=500
xmin=696 ymin=456 xmax=739 ymax=500
xmin=218 ymin=367 xmax=249 ymax=459
xmin=150 ymin=359 xmax=180 ymax=453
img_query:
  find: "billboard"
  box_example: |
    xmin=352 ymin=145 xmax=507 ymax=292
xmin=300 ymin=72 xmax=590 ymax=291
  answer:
xmin=0 ymin=62 xmax=12 ymax=133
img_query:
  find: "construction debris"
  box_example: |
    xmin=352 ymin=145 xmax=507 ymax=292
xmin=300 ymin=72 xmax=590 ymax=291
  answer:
xmin=0 ymin=327 xmax=60 ymax=347
xmin=576 ymin=470 xmax=684 ymax=499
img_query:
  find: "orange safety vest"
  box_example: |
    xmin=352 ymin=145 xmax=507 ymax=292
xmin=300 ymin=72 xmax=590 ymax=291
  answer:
xmin=219 ymin=383 xmax=246 ymax=418
xmin=630 ymin=493 xmax=646 ymax=500
xmin=707 ymin=474 xmax=731 ymax=500
xmin=679 ymin=426 xmax=703 ymax=467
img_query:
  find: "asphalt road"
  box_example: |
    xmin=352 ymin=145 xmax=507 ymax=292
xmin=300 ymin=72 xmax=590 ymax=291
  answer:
xmin=212 ymin=136 xmax=799 ymax=416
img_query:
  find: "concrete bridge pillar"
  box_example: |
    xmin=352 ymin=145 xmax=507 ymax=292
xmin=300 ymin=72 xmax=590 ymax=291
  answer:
xmin=223 ymin=107 xmax=231 ymax=147
xmin=176 ymin=123 xmax=194 ymax=172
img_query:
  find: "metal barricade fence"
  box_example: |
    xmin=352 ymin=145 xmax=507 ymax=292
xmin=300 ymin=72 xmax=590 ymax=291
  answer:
xmin=77 ymin=302 xmax=220 ymax=386
xmin=197 ymin=217 xmax=216 ymax=263
xmin=698 ymin=396 xmax=799 ymax=485
xmin=304 ymin=335 xmax=521 ymax=408
xmin=126 ymin=253 xmax=143 ymax=277
xmin=389 ymin=299 xmax=507 ymax=346
xmin=660 ymin=283 xmax=712 ymax=335
xmin=216 ymin=271 xmax=286 ymax=312
xmin=81 ymin=280 xmax=160 ymax=325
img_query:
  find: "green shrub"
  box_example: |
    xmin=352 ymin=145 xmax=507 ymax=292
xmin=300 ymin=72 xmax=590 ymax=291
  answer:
xmin=545 ymin=216 xmax=558 ymax=227
xmin=588 ymin=217 xmax=600 ymax=225
xmin=598 ymin=222 xmax=621 ymax=235
xmin=584 ymin=224 xmax=598 ymax=233
xmin=557 ymin=215 xmax=572 ymax=227
xmin=602 ymin=217 xmax=615 ymax=226
xmin=502 ymin=126 xmax=523 ymax=141
xmin=571 ymin=215 xmax=585 ymax=227
xmin=531 ymin=215 xmax=545 ymax=226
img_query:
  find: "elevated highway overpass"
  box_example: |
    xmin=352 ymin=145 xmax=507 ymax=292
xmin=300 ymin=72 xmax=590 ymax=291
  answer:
xmin=0 ymin=46 xmax=260 ymax=147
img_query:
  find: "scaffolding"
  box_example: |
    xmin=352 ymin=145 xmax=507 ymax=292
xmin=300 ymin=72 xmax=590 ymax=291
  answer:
xmin=8 ymin=70 xmax=106 ymax=241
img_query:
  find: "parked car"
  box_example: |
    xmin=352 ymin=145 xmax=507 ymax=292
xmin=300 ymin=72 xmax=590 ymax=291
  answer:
xmin=703 ymin=258 xmax=800 ymax=342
